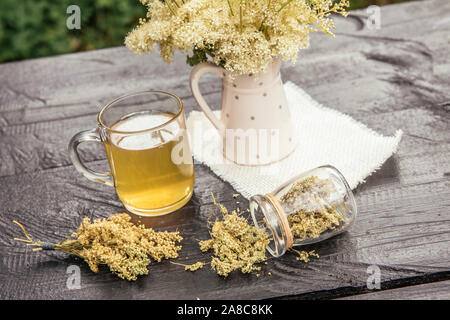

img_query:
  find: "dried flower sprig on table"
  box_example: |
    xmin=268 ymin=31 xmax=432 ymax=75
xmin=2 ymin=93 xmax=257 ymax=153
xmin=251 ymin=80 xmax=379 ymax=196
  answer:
xmin=195 ymin=194 xmax=270 ymax=277
xmin=184 ymin=194 xmax=320 ymax=277
xmin=171 ymin=261 xmax=206 ymax=271
xmin=125 ymin=0 xmax=349 ymax=76
xmin=199 ymin=211 xmax=270 ymax=277
xmin=292 ymin=249 xmax=319 ymax=262
xmin=13 ymin=213 xmax=182 ymax=281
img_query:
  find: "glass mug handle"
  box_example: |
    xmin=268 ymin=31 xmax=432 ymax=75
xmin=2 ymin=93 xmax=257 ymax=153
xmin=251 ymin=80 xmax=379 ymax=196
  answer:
xmin=68 ymin=128 xmax=114 ymax=187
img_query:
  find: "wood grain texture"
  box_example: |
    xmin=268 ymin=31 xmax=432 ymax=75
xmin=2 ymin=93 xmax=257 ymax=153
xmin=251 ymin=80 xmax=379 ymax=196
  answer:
xmin=338 ymin=280 xmax=450 ymax=300
xmin=0 ymin=0 xmax=449 ymax=299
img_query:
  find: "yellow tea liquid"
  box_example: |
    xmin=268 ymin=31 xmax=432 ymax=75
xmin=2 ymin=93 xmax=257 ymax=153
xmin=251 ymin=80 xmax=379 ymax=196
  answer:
xmin=104 ymin=112 xmax=194 ymax=215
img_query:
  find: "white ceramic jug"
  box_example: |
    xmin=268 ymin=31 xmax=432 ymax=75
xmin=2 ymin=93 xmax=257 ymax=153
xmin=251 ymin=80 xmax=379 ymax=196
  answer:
xmin=190 ymin=60 xmax=296 ymax=166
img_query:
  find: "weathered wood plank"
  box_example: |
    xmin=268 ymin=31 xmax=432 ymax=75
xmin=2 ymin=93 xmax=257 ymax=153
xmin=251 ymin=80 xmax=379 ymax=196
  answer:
xmin=0 ymin=160 xmax=448 ymax=299
xmin=338 ymin=280 xmax=450 ymax=300
xmin=0 ymin=0 xmax=449 ymax=299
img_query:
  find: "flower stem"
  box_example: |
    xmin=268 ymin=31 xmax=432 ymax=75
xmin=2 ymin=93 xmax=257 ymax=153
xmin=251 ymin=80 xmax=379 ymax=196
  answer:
xmin=227 ymin=0 xmax=234 ymax=16
xmin=172 ymin=0 xmax=180 ymax=8
xmin=12 ymin=220 xmax=33 ymax=242
xmin=166 ymin=1 xmax=176 ymax=15
xmin=12 ymin=220 xmax=55 ymax=251
xmin=259 ymin=0 xmax=272 ymax=32
xmin=277 ymin=0 xmax=294 ymax=13
xmin=239 ymin=0 xmax=243 ymax=33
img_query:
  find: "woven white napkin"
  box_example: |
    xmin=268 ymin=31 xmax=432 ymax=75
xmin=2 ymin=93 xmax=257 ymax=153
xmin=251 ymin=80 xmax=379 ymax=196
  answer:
xmin=187 ymin=81 xmax=402 ymax=199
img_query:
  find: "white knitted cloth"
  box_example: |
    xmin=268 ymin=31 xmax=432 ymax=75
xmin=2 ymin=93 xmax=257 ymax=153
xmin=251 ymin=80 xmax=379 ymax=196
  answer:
xmin=187 ymin=81 xmax=402 ymax=199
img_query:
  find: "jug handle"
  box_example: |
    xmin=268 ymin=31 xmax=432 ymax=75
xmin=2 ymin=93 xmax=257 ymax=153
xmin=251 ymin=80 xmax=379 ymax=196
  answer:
xmin=190 ymin=62 xmax=225 ymax=135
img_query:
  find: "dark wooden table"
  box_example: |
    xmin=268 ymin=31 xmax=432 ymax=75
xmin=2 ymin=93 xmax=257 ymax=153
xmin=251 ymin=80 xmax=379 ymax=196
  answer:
xmin=0 ymin=0 xmax=449 ymax=300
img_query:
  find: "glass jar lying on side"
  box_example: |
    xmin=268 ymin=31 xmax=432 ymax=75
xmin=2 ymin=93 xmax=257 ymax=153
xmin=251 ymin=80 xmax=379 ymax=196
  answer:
xmin=249 ymin=165 xmax=357 ymax=257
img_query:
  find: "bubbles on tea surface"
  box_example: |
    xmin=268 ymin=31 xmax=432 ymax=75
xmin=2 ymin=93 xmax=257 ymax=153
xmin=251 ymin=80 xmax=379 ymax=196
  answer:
xmin=111 ymin=113 xmax=180 ymax=150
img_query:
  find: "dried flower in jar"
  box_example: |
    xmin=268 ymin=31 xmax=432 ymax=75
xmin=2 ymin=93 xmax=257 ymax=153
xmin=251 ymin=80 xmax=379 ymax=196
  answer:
xmin=250 ymin=165 xmax=357 ymax=257
xmin=281 ymin=176 xmax=344 ymax=240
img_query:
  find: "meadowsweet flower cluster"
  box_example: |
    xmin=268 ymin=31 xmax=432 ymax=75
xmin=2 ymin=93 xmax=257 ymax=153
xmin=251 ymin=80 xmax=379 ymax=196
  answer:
xmin=13 ymin=213 xmax=183 ymax=281
xmin=280 ymin=176 xmax=344 ymax=240
xmin=194 ymin=194 xmax=270 ymax=277
xmin=125 ymin=0 xmax=349 ymax=75
xmin=199 ymin=211 xmax=270 ymax=277
xmin=292 ymin=249 xmax=319 ymax=262
xmin=70 ymin=214 xmax=183 ymax=280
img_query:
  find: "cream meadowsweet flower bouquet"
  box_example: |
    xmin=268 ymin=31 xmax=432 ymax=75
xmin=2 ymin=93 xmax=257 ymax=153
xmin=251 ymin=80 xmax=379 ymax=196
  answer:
xmin=125 ymin=0 xmax=349 ymax=75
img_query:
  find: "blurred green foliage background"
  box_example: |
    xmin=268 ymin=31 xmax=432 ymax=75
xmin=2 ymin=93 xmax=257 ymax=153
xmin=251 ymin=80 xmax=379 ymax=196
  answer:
xmin=0 ymin=0 xmax=413 ymax=63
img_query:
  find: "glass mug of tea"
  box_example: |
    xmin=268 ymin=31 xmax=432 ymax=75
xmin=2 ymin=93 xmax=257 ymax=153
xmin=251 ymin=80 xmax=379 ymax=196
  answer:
xmin=68 ymin=90 xmax=195 ymax=216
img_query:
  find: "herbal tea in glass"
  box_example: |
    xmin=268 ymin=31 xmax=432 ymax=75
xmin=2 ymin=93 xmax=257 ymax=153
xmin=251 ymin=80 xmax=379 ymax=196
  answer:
xmin=69 ymin=91 xmax=194 ymax=216
xmin=105 ymin=112 xmax=194 ymax=214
